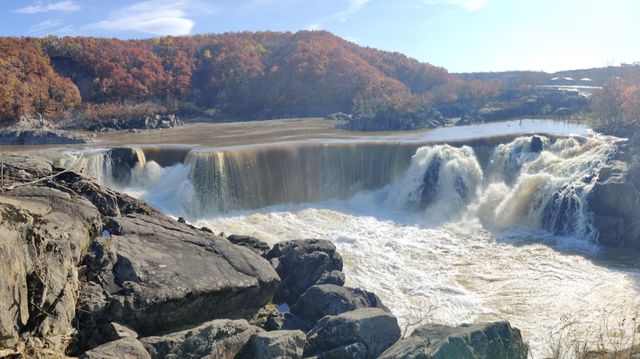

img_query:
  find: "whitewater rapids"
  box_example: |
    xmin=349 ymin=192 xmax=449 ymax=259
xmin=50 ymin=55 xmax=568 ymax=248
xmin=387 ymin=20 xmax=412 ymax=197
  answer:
xmin=60 ymin=131 xmax=640 ymax=358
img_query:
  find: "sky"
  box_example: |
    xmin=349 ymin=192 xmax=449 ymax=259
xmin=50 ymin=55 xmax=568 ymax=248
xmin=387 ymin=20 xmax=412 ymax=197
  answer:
xmin=1 ymin=0 xmax=639 ymax=73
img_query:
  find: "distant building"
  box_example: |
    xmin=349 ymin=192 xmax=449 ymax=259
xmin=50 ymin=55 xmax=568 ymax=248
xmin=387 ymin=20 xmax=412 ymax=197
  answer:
xmin=578 ymin=77 xmax=593 ymax=86
xmin=550 ymin=76 xmax=575 ymax=85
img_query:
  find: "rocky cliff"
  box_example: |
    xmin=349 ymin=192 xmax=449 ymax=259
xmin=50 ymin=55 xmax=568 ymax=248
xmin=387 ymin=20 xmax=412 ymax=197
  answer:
xmin=588 ymin=130 xmax=640 ymax=249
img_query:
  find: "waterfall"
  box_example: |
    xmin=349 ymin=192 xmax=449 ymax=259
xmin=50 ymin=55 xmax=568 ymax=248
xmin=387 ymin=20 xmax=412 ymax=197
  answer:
xmin=63 ymin=134 xmax=618 ymax=241
xmin=473 ymin=135 xmax=616 ymax=240
xmin=384 ymin=145 xmax=483 ymax=218
xmin=184 ymin=143 xmax=417 ymax=214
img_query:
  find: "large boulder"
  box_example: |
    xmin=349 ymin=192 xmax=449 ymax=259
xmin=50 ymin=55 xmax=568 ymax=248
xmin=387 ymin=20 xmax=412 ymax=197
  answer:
xmin=292 ymin=284 xmax=388 ymax=323
xmin=0 ymin=186 xmax=100 ymax=349
xmin=266 ymin=239 xmax=343 ymax=304
xmin=238 ymin=330 xmax=306 ymax=359
xmin=378 ymin=321 xmax=528 ymax=359
xmin=141 ymin=319 xmax=261 ymax=359
xmin=80 ymin=338 xmax=150 ymax=359
xmin=81 ymin=213 xmax=280 ymax=337
xmin=588 ymin=161 xmax=640 ymax=248
xmin=305 ymin=308 xmax=401 ymax=358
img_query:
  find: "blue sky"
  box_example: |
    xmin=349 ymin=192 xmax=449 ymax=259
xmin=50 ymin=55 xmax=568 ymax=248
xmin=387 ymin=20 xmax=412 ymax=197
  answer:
xmin=2 ymin=0 xmax=639 ymax=73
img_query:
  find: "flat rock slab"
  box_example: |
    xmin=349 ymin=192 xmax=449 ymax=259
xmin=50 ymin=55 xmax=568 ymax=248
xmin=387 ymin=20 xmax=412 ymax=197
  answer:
xmin=87 ymin=213 xmax=280 ymax=336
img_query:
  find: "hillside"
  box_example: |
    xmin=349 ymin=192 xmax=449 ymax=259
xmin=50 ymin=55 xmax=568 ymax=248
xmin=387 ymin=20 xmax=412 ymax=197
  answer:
xmin=2 ymin=31 xmax=636 ymax=132
xmin=0 ymin=31 xmax=503 ymax=126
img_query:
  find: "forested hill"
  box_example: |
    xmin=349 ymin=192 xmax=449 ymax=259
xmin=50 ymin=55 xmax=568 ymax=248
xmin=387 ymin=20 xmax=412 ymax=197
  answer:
xmin=0 ymin=31 xmax=499 ymax=124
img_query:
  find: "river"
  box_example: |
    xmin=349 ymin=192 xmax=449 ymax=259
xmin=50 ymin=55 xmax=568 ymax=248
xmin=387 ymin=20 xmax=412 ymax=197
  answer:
xmin=50 ymin=118 xmax=640 ymax=358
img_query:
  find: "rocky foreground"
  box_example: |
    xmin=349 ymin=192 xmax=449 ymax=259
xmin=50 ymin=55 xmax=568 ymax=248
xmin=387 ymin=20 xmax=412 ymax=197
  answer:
xmin=0 ymin=153 xmax=530 ymax=358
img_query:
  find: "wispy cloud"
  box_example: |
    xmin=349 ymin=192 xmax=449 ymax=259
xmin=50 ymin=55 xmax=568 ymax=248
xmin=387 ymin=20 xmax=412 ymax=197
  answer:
xmin=87 ymin=0 xmax=198 ymax=36
xmin=331 ymin=0 xmax=371 ymax=22
xmin=306 ymin=0 xmax=371 ymax=30
xmin=14 ymin=1 xmax=80 ymax=14
xmin=423 ymin=0 xmax=487 ymax=12
xmin=26 ymin=19 xmax=75 ymax=36
xmin=27 ymin=19 xmax=61 ymax=34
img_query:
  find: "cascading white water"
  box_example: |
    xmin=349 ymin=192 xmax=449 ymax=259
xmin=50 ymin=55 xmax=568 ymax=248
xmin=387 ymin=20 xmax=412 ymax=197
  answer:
xmin=62 ymin=132 xmax=638 ymax=358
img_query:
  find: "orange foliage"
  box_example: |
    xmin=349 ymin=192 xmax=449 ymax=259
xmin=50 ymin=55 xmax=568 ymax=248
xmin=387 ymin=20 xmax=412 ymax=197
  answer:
xmin=0 ymin=31 xmax=504 ymax=122
xmin=0 ymin=37 xmax=80 ymax=122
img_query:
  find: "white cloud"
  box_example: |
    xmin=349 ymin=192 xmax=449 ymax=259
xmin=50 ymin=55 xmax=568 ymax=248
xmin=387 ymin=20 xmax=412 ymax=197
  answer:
xmin=14 ymin=0 xmax=80 ymax=14
xmin=87 ymin=0 xmax=196 ymax=36
xmin=423 ymin=0 xmax=487 ymax=12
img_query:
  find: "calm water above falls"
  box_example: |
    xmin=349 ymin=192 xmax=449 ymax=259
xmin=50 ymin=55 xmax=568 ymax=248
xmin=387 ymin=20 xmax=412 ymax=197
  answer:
xmin=59 ymin=119 xmax=640 ymax=358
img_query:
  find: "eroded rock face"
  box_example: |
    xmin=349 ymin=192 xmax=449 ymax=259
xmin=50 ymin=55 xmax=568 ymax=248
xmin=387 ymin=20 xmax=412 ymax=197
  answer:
xmin=0 ymin=186 xmax=100 ymax=348
xmin=140 ymin=319 xmax=261 ymax=359
xmin=81 ymin=214 xmax=280 ymax=337
xmin=378 ymin=321 xmax=529 ymax=359
xmin=305 ymin=308 xmax=401 ymax=359
xmin=267 ymin=239 xmax=343 ymax=304
xmin=292 ymin=284 xmax=388 ymax=323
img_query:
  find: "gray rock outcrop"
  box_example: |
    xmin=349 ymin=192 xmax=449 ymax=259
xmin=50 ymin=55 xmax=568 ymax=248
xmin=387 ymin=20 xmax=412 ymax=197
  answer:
xmin=589 ymin=159 xmax=640 ymax=248
xmin=227 ymin=234 xmax=272 ymax=257
xmin=305 ymin=308 xmax=401 ymax=358
xmin=0 ymin=185 xmax=100 ymax=349
xmin=141 ymin=319 xmax=261 ymax=359
xmin=238 ymin=329 xmax=306 ymax=359
xmin=267 ymin=239 xmax=343 ymax=304
xmin=292 ymin=284 xmax=388 ymax=323
xmin=0 ymin=153 xmax=280 ymax=356
xmin=79 ymin=337 xmax=151 ymax=359
xmin=378 ymin=321 xmax=529 ymax=359
xmin=80 ymin=213 xmax=280 ymax=337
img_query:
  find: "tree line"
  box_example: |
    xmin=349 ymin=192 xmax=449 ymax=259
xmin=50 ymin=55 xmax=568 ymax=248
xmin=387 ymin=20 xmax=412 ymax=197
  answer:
xmin=0 ymin=31 xmax=500 ymax=124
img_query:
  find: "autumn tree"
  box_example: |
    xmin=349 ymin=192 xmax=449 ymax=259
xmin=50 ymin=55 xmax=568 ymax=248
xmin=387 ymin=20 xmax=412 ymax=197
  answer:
xmin=592 ymin=76 xmax=640 ymax=129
